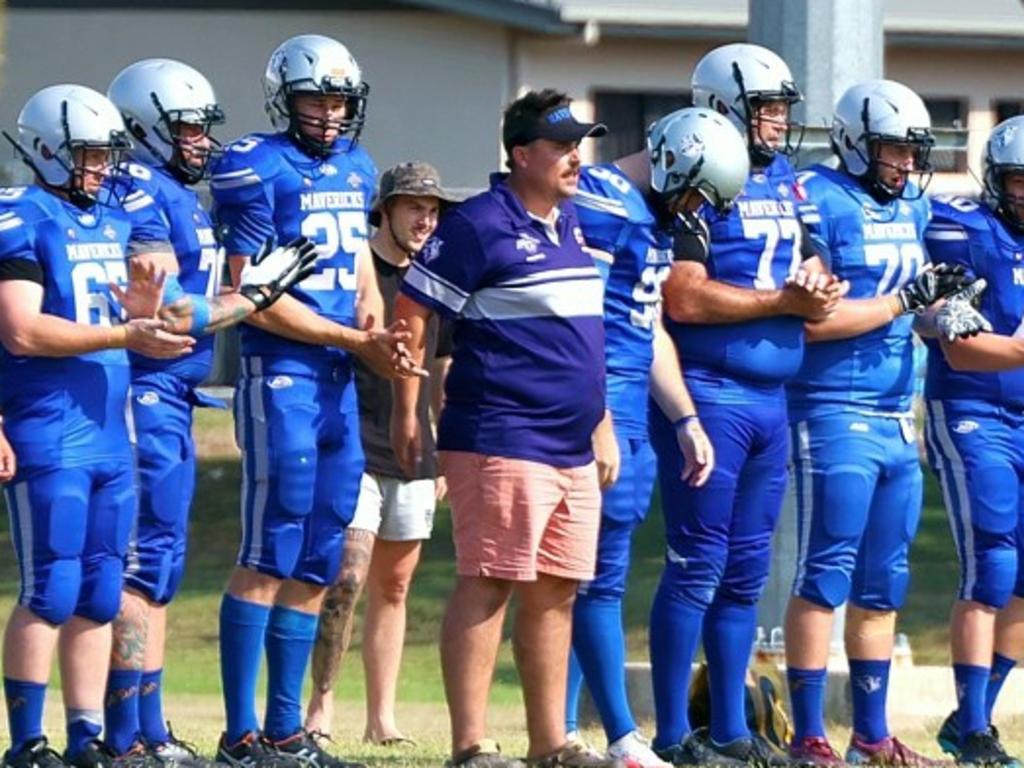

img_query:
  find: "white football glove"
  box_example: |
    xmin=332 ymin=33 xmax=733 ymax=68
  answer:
xmin=936 ymin=279 xmax=992 ymax=342
xmin=238 ymin=236 xmax=319 ymax=311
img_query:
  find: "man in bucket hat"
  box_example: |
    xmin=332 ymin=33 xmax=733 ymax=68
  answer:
xmin=305 ymin=161 xmax=458 ymax=746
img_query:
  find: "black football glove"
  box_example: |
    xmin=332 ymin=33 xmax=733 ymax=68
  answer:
xmin=896 ymin=263 xmax=971 ymax=314
xmin=238 ymin=236 xmax=319 ymax=312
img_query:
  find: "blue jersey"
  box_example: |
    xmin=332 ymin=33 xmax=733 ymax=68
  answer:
xmin=667 ymin=154 xmax=818 ymax=400
xmin=787 ymin=164 xmax=930 ymax=419
xmin=121 ymin=161 xmax=220 ymax=385
xmin=924 ymin=196 xmax=1024 ymax=408
xmin=210 ymin=132 xmax=376 ymax=361
xmin=575 ymin=164 xmax=671 ymax=438
xmin=0 ymin=185 xmax=133 ymax=468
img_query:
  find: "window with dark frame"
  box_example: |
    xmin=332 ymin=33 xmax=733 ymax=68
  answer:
xmin=922 ymin=97 xmax=968 ymax=174
xmin=994 ymin=99 xmax=1024 ymax=125
xmin=593 ymin=90 xmax=691 ymax=163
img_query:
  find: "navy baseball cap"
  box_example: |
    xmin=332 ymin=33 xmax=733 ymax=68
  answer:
xmin=503 ymin=103 xmax=608 ymax=153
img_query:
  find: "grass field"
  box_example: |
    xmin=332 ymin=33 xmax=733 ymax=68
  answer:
xmin=0 ymin=408 xmax=1020 ymax=762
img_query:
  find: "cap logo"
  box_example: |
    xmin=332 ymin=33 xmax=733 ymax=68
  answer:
xmin=546 ymin=107 xmax=573 ymax=124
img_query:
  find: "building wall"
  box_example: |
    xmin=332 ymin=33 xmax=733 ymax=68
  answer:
xmin=1 ymin=9 xmax=510 ymax=188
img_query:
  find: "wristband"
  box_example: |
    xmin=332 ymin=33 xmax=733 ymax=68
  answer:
xmin=190 ymin=294 xmax=212 ymax=335
xmin=672 ymin=414 xmax=699 ymax=430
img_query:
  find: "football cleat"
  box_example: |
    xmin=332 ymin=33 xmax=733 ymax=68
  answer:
xmin=845 ymin=735 xmax=946 ymax=766
xmin=268 ymin=731 xmax=364 ymax=768
xmin=956 ymin=731 xmax=1020 ymax=767
xmin=215 ymin=732 xmax=300 ymax=768
xmin=3 ymin=737 xmax=66 ymax=768
xmin=788 ymin=736 xmax=843 ymax=767
xmin=607 ymin=732 xmax=671 ymax=768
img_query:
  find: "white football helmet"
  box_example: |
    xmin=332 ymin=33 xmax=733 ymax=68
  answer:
xmin=108 ymin=58 xmax=224 ymax=184
xmin=831 ymin=79 xmax=933 ymax=199
xmin=984 ymin=115 xmax=1024 ymax=228
xmin=5 ymin=84 xmax=131 ymax=205
xmin=263 ymin=33 xmax=369 ymax=154
xmin=691 ymin=43 xmax=803 ymax=165
xmin=648 ymin=107 xmax=749 ymax=213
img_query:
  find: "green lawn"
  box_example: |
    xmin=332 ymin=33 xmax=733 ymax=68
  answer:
xmin=0 ymin=409 xmax=1011 ymax=760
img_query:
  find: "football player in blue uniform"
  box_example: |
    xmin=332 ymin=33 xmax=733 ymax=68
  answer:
xmin=0 ymin=85 xmax=194 ymax=768
xmin=566 ymin=107 xmax=748 ymax=767
xmin=209 ymin=34 xmax=418 ymax=768
xmin=648 ymin=44 xmax=847 ymax=767
xmin=782 ymin=79 xmax=970 ymax=767
xmin=922 ymin=114 xmax=1024 ymax=768
xmin=103 ymin=59 xmax=318 ymax=767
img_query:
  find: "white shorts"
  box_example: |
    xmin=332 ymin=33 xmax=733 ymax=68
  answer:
xmin=349 ymin=472 xmax=436 ymax=541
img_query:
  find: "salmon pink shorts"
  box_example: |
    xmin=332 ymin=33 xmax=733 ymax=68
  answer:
xmin=439 ymin=451 xmax=601 ymax=581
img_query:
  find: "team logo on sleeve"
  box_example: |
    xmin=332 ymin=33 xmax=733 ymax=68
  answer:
xmin=421 ymin=237 xmax=442 ymax=263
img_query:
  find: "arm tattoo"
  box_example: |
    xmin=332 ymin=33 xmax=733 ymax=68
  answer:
xmin=310 ymin=529 xmax=375 ymax=694
xmin=158 ymin=295 xmax=253 ymax=335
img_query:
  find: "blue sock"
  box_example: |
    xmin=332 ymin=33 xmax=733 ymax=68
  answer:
xmin=704 ymin=600 xmax=757 ymax=745
xmin=263 ymin=605 xmax=318 ymax=742
xmin=66 ymin=710 xmax=103 ymax=759
xmin=104 ymin=668 xmax=142 ymax=754
xmin=787 ymin=667 xmax=827 ymax=741
xmin=649 ymin=574 xmax=706 ymax=750
xmin=571 ymin=593 xmax=636 ymax=742
xmin=955 ymin=663 xmax=990 ymax=737
xmin=566 ymin=647 xmax=583 ymax=735
xmin=849 ymin=658 xmax=891 ymax=743
xmin=220 ymin=594 xmax=271 ymax=743
xmin=139 ymin=669 xmax=170 ymax=745
xmin=4 ymin=678 xmax=47 ymax=755
xmin=985 ymin=653 xmax=1016 ymax=723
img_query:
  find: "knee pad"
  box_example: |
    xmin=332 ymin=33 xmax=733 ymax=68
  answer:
xmin=661 ymin=557 xmax=717 ymax=611
xmin=76 ymin=556 xmax=125 ymax=624
xmin=138 ymin=444 xmax=193 ymax=530
xmin=968 ymin=531 xmax=1018 ymax=609
xmin=274 ymin=448 xmax=318 ymax=519
xmin=24 ymin=558 xmax=82 ymax=625
xmin=797 ymin=569 xmax=853 ymax=610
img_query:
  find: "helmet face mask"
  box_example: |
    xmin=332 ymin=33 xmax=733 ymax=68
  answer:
xmin=5 ymin=85 xmax=133 ymax=208
xmin=831 ymin=80 xmax=934 ymax=202
xmin=264 ymin=34 xmax=370 ymax=157
xmin=109 ymin=58 xmax=224 ymax=185
xmin=731 ymin=63 xmax=804 ymax=166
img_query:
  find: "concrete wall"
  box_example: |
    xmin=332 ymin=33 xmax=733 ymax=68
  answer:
xmin=0 ymin=9 xmax=510 ymax=188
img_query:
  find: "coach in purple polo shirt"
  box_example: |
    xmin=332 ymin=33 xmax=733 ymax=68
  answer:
xmin=391 ymin=90 xmax=616 ymax=768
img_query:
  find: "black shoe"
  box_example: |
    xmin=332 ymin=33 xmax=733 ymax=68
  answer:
xmin=268 ymin=732 xmax=364 ymax=768
xmin=64 ymin=741 xmax=161 ymax=768
xmin=705 ymin=735 xmax=790 ymax=768
xmin=3 ymin=738 xmax=66 ymax=768
xmin=957 ymin=730 xmax=1020 ymax=767
xmin=147 ymin=727 xmax=214 ymax=768
xmin=655 ymin=729 xmax=722 ymax=767
xmin=938 ymin=713 xmax=960 ymax=757
xmin=215 ymin=733 xmax=300 ymax=768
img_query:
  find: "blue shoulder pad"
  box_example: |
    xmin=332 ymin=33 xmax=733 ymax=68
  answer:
xmin=209 ymin=133 xmax=280 ymax=204
xmin=0 ymin=188 xmax=43 ymax=263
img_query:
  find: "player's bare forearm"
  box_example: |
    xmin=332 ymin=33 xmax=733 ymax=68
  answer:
xmin=662 ymin=262 xmax=785 ymax=324
xmin=243 ymin=291 xmax=366 ymax=350
xmin=355 ymin=243 xmax=385 ymax=329
xmin=159 ymin=293 xmax=255 ymax=335
xmin=649 ymin=319 xmax=697 ymax=421
xmin=311 ymin=530 xmax=375 ymax=694
xmin=804 ymin=294 xmax=901 ymax=342
xmin=2 ymin=311 xmax=129 ymax=357
xmin=940 ymin=332 xmax=1024 ymax=372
